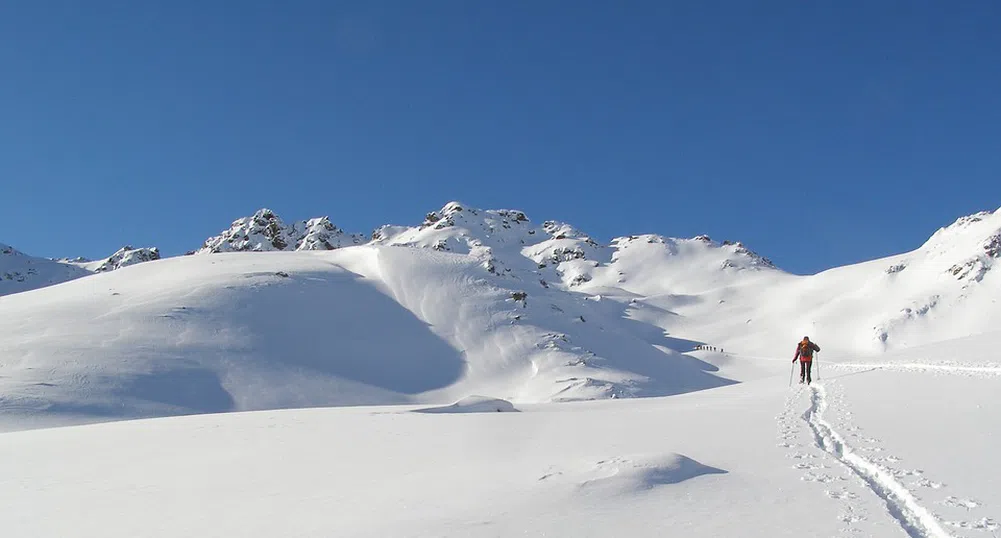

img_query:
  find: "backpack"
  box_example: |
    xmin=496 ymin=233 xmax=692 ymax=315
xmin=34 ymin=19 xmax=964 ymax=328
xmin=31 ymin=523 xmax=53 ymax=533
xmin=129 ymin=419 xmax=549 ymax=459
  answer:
xmin=799 ymin=340 xmax=815 ymax=357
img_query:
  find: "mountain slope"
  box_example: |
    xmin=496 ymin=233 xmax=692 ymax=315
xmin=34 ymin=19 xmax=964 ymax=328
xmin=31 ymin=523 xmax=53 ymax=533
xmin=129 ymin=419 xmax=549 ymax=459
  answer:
xmin=1 ymin=243 xmax=92 ymax=296
xmin=2 ymin=201 xmax=1000 ymax=429
xmin=567 ymin=205 xmax=1001 ymax=358
xmin=1 ymin=244 xmax=161 ymax=297
xmin=0 ymin=245 xmax=729 ymax=430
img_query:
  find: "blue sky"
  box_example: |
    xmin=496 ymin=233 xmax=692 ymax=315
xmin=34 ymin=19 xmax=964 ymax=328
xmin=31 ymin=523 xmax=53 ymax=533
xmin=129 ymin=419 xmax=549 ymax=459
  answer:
xmin=1 ymin=1 xmax=998 ymax=274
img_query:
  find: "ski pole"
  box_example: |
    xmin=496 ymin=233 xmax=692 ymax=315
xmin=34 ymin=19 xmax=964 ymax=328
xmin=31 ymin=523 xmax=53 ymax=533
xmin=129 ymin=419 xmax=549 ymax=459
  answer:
xmin=816 ymin=351 xmax=821 ymax=381
xmin=789 ymin=361 xmax=795 ymax=387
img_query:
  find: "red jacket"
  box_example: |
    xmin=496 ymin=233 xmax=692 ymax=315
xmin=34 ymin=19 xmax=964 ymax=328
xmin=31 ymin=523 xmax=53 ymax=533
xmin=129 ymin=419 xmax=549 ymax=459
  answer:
xmin=795 ymin=341 xmax=820 ymax=362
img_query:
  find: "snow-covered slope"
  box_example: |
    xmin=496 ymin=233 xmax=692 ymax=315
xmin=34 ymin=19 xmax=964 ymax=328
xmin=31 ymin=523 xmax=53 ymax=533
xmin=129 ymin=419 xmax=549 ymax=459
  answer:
xmin=2 ymin=201 xmax=1000 ymax=430
xmin=4 ymin=202 xmax=1001 ymax=538
xmin=0 ymin=243 xmax=91 ymax=296
xmin=610 ymin=206 xmax=1001 ymax=357
xmin=1 ymin=243 xmax=161 ymax=296
xmin=368 ymin=201 xmax=1001 ymax=357
xmin=3 ymin=344 xmax=1000 ymax=538
xmin=0 ymin=244 xmax=730 ymax=430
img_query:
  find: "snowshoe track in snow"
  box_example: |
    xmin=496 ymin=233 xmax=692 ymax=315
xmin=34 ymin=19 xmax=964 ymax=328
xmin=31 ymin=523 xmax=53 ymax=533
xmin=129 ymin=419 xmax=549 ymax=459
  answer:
xmin=803 ymin=383 xmax=956 ymax=538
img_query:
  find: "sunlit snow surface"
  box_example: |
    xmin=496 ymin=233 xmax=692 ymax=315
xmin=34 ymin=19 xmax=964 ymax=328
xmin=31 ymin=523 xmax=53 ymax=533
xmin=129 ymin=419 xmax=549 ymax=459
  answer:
xmin=1 ymin=203 xmax=1000 ymax=537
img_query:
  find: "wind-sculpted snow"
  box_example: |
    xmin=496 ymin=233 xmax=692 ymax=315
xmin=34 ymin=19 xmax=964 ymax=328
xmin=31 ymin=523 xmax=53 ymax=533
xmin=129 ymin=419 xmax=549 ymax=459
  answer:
xmin=3 ymin=202 xmax=1001 ymax=428
xmin=0 ymin=244 xmax=732 ymax=429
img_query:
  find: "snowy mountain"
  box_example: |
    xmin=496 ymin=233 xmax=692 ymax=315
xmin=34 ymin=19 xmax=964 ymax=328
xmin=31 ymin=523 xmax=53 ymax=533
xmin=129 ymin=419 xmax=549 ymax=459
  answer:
xmin=3 ymin=202 xmax=1001 ymax=538
xmin=0 ymin=243 xmax=91 ymax=296
xmin=196 ymin=208 xmax=366 ymax=253
xmin=0 ymin=243 xmax=161 ymax=297
xmin=1 ymin=201 xmax=1000 ymax=430
xmin=79 ymin=246 xmax=161 ymax=272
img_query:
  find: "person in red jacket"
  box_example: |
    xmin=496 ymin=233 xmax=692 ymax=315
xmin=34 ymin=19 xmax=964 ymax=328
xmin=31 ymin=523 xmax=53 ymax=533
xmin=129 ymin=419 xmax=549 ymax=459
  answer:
xmin=794 ymin=336 xmax=821 ymax=384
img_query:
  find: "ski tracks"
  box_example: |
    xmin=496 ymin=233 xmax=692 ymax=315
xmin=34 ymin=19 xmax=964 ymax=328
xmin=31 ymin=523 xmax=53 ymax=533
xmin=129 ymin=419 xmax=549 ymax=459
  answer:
xmin=779 ymin=381 xmax=999 ymax=538
xmin=778 ymin=386 xmax=874 ymax=536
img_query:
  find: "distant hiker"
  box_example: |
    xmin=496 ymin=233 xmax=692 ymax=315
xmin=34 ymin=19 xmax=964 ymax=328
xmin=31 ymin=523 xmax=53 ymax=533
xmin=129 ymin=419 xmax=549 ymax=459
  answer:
xmin=793 ymin=336 xmax=821 ymax=384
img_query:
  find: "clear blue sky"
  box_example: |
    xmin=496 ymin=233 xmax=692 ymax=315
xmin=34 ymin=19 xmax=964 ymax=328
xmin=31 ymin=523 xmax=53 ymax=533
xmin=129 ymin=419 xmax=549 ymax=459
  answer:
xmin=2 ymin=1 xmax=999 ymax=274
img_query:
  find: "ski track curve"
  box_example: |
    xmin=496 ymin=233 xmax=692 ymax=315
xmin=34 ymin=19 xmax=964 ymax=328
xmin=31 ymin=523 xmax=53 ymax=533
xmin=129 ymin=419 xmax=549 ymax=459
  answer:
xmin=803 ymin=383 xmax=957 ymax=538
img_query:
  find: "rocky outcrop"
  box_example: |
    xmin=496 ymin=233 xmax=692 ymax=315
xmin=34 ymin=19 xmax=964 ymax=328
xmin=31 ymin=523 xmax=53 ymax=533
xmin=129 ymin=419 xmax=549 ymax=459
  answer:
xmin=198 ymin=209 xmax=364 ymax=254
xmin=94 ymin=247 xmax=160 ymax=273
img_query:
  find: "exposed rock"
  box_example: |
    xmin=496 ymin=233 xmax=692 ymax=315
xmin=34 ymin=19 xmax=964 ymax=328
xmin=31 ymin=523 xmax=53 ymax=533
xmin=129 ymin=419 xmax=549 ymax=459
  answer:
xmin=199 ymin=209 xmax=363 ymax=253
xmin=94 ymin=247 xmax=160 ymax=272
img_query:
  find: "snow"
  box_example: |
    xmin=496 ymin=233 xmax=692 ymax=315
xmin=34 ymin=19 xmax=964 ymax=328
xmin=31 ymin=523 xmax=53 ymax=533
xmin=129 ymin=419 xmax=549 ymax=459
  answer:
xmin=0 ymin=242 xmax=91 ymax=296
xmin=197 ymin=208 xmax=366 ymax=253
xmin=0 ymin=244 xmax=729 ymax=430
xmin=1 ymin=243 xmax=160 ymax=296
xmin=413 ymin=395 xmax=518 ymax=413
xmin=2 ymin=202 xmax=1001 ymax=537
xmin=7 ymin=361 xmax=996 ymax=538
xmin=0 ymin=382 xmax=856 ymax=538
xmin=78 ymin=245 xmax=161 ymax=272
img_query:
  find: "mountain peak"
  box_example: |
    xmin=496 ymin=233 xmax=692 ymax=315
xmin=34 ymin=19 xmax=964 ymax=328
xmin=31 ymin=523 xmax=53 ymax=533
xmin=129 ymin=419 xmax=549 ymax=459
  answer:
xmin=1 ymin=243 xmax=91 ymax=296
xmin=93 ymin=246 xmax=161 ymax=273
xmin=197 ymin=209 xmax=364 ymax=254
xmin=914 ymin=206 xmax=1001 ymax=283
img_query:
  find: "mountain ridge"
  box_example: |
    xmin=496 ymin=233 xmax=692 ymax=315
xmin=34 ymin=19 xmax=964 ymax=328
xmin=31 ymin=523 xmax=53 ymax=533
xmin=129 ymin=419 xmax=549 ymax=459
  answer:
xmin=1 ymin=202 xmax=1000 ymax=428
xmin=4 ymin=201 xmax=1000 ymax=300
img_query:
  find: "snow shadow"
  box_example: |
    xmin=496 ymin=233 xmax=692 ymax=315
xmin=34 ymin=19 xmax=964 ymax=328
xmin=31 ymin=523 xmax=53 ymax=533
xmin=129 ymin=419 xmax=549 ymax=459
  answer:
xmin=578 ymin=453 xmax=727 ymax=495
xmin=580 ymin=295 xmax=717 ymax=372
xmin=614 ymin=316 xmax=719 ymax=373
xmin=412 ymin=396 xmax=519 ymax=414
xmin=120 ymin=367 xmax=235 ymax=413
xmin=29 ymin=368 xmax=235 ymax=419
xmin=224 ymin=269 xmax=466 ymax=395
xmin=636 ymin=454 xmax=728 ymax=487
xmin=551 ymin=298 xmax=735 ymax=396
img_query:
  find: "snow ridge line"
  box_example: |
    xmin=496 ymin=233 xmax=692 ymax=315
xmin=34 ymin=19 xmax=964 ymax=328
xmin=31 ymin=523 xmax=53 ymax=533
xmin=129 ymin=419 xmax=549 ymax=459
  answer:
xmin=803 ymin=384 xmax=956 ymax=538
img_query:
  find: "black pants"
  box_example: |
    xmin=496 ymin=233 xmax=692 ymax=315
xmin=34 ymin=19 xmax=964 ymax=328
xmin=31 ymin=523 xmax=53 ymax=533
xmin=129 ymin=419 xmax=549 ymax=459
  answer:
xmin=800 ymin=360 xmax=813 ymax=383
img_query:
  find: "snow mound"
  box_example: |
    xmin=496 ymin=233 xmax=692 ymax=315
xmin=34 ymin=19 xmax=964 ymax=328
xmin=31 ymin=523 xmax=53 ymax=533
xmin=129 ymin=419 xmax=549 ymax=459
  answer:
xmin=413 ymin=395 xmax=518 ymax=413
xmin=576 ymin=453 xmax=727 ymax=494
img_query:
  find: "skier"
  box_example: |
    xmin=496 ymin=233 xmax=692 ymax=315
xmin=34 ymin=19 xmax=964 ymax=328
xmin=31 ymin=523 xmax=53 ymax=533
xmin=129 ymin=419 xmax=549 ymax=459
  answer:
xmin=793 ymin=336 xmax=821 ymax=384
